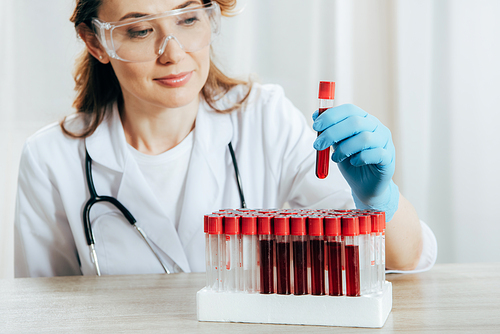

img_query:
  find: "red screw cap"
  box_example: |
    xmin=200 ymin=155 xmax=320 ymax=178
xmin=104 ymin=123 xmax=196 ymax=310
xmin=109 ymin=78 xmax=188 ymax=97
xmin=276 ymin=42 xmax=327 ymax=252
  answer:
xmin=341 ymin=216 xmax=359 ymax=236
xmin=258 ymin=215 xmax=273 ymax=235
xmin=224 ymin=215 xmax=240 ymax=235
xmin=208 ymin=215 xmax=223 ymax=235
xmin=274 ymin=215 xmax=290 ymax=236
xmin=308 ymin=215 xmax=324 ymax=236
xmin=324 ymin=216 xmax=342 ymax=236
xmin=358 ymin=215 xmax=372 ymax=235
xmin=290 ymin=215 xmax=307 ymax=236
xmin=319 ymin=81 xmax=336 ymax=100
xmin=241 ymin=215 xmax=257 ymax=235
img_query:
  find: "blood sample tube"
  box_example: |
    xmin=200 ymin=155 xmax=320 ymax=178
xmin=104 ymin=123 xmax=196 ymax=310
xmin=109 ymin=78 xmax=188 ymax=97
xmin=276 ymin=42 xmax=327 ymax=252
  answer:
xmin=274 ymin=215 xmax=291 ymax=295
xmin=325 ymin=216 xmax=343 ymax=296
xmin=342 ymin=216 xmax=360 ymax=297
xmin=224 ymin=214 xmax=241 ymax=292
xmin=291 ymin=215 xmax=308 ymax=295
xmin=358 ymin=215 xmax=372 ymax=295
xmin=241 ymin=215 xmax=258 ymax=293
xmin=208 ymin=215 xmax=225 ymax=291
xmin=204 ymin=214 xmax=211 ymax=289
xmin=370 ymin=212 xmax=383 ymax=292
xmin=308 ymin=215 xmax=325 ymax=295
xmin=374 ymin=211 xmax=386 ymax=290
xmin=258 ymin=215 xmax=274 ymax=294
xmin=315 ymin=81 xmax=336 ymax=179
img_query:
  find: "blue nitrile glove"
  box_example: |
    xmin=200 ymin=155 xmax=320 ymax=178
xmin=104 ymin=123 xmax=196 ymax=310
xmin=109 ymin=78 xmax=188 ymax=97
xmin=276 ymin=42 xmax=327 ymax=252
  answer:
xmin=312 ymin=104 xmax=399 ymax=221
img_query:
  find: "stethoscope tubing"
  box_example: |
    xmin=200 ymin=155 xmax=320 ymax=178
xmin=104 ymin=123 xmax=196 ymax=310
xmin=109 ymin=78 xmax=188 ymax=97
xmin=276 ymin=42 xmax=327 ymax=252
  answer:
xmin=83 ymin=142 xmax=245 ymax=276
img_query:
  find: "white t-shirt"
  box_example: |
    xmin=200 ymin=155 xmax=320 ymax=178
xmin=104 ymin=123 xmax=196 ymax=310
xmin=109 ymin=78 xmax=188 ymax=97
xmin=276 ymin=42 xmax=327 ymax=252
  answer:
xmin=128 ymin=132 xmax=194 ymax=231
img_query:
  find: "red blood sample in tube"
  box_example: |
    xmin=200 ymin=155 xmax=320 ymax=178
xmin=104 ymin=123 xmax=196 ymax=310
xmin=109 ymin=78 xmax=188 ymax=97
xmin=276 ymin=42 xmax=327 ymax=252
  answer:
xmin=342 ymin=216 xmax=360 ymax=297
xmin=315 ymin=81 xmax=336 ymax=179
xmin=258 ymin=215 xmax=274 ymax=294
xmin=345 ymin=244 xmax=360 ymax=296
xmin=274 ymin=215 xmax=291 ymax=295
xmin=308 ymin=215 xmax=325 ymax=295
xmin=291 ymin=215 xmax=308 ymax=295
xmin=325 ymin=216 xmax=343 ymax=296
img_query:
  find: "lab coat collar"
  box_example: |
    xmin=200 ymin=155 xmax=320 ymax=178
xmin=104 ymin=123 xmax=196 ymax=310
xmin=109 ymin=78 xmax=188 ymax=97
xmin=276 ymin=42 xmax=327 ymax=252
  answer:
xmin=85 ymin=99 xmax=233 ymax=272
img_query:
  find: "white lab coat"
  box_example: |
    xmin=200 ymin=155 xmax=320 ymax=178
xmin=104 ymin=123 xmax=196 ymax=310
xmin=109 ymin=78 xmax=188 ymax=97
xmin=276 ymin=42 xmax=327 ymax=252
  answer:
xmin=14 ymin=84 xmax=436 ymax=277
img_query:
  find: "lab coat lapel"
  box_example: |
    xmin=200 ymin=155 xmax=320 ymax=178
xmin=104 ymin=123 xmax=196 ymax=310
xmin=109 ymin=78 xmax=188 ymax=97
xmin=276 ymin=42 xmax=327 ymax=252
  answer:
xmin=85 ymin=103 xmax=190 ymax=273
xmin=177 ymin=100 xmax=233 ymax=248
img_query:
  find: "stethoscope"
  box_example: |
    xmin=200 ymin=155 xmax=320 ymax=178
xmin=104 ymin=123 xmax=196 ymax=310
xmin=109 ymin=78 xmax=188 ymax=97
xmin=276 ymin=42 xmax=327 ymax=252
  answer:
xmin=83 ymin=142 xmax=246 ymax=276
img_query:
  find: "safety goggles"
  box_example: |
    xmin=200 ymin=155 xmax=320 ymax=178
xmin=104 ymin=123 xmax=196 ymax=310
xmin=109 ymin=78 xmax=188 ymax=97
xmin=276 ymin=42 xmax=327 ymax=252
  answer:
xmin=92 ymin=2 xmax=221 ymax=63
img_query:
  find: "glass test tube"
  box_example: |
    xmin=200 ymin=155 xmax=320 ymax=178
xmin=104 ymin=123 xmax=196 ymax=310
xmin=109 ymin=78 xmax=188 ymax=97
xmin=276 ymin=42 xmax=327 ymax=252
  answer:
xmin=370 ymin=212 xmax=382 ymax=293
xmin=342 ymin=216 xmax=360 ymax=297
xmin=291 ymin=215 xmax=308 ymax=295
xmin=204 ymin=215 xmax=211 ymax=289
xmin=224 ymin=214 xmax=241 ymax=292
xmin=308 ymin=215 xmax=325 ymax=295
xmin=315 ymin=81 xmax=336 ymax=179
xmin=325 ymin=216 xmax=343 ymax=296
xmin=241 ymin=215 xmax=258 ymax=293
xmin=358 ymin=215 xmax=372 ymax=295
xmin=258 ymin=215 xmax=275 ymax=294
xmin=208 ymin=215 xmax=225 ymax=291
xmin=274 ymin=215 xmax=291 ymax=295
xmin=374 ymin=211 xmax=386 ymax=290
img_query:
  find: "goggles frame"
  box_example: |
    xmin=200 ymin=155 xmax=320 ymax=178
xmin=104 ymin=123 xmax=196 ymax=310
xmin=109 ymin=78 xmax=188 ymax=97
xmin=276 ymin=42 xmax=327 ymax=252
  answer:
xmin=91 ymin=2 xmax=221 ymax=62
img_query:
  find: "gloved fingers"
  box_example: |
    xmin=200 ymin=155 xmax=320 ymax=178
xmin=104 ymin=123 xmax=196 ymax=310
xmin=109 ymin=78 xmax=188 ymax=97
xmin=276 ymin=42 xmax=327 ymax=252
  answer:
xmin=330 ymin=131 xmax=390 ymax=163
xmin=312 ymin=109 xmax=319 ymax=121
xmin=348 ymin=147 xmax=394 ymax=167
xmin=313 ymin=115 xmax=378 ymax=150
xmin=313 ymin=104 xmax=368 ymax=132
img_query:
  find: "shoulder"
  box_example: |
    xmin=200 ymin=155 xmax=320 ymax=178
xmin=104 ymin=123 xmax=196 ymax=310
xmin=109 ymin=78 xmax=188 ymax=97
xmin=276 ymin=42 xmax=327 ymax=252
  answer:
xmin=22 ymin=115 xmax=85 ymax=172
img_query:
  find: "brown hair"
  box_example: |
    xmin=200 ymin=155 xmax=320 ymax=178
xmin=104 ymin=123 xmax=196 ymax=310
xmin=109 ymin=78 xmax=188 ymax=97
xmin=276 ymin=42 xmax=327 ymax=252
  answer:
xmin=62 ymin=0 xmax=251 ymax=138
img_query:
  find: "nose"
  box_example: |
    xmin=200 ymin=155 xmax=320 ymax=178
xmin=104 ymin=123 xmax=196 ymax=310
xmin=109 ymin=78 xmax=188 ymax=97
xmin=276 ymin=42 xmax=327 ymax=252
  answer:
xmin=158 ymin=35 xmax=186 ymax=64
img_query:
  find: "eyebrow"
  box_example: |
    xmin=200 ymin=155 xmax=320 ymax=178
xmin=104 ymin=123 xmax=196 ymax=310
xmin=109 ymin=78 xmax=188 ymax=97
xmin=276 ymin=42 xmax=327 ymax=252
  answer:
xmin=118 ymin=1 xmax=203 ymax=21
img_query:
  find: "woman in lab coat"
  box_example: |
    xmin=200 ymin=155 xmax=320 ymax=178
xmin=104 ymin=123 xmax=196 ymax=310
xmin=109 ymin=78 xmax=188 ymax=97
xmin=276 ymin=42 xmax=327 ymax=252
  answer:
xmin=14 ymin=0 xmax=436 ymax=277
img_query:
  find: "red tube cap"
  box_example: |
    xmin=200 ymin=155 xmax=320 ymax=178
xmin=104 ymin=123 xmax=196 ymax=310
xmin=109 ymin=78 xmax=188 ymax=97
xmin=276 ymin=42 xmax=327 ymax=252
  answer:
xmin=319 ymin=81 xmax=336 ymax=100
xmin=341 ymin=216 xmax=359 ymax=236
xmin=324 ymin=216 xmax=341 ymax=236
xmin=208 ymin=215 xmax=223 ymax=235
xmin=241 ymin=215 xmax=257 ymax=235
xmin=224 ymin=215 xmax=240 ymax=235
xmin=290 ymin=215 xmax=307 ymax=236
xmin=370 ymin=213 xmax=383 ymax=233
xmin=358 ymin=215 xmax=371 ymax=235
xmin=308 ymin=215 xmax=324 ymax=236
xmin=274 ymin=215 xmax=290 ymax=236
xmin=258 ymin=215 xmax=273 ymax=235
xmin=374 ymin=211 xmax=386 ymax=230
xmin=204 ymin=214 xmax=209 ymax=233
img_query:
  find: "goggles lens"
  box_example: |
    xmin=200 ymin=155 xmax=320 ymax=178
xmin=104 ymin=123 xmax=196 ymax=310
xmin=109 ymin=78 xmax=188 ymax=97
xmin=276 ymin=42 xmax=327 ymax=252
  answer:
xmin=94 ymin=3 xmax=220 ymax=62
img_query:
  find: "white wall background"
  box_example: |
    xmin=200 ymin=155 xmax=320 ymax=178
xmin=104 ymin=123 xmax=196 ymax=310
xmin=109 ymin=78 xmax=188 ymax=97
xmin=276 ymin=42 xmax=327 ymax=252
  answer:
xmin=1 ymin=0 xmax=499 ymax=278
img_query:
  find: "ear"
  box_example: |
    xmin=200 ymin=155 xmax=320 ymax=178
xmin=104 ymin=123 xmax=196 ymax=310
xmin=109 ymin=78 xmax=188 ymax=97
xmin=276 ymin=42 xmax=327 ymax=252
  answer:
xmin=78 ymin=23 xmax=110 ymax=64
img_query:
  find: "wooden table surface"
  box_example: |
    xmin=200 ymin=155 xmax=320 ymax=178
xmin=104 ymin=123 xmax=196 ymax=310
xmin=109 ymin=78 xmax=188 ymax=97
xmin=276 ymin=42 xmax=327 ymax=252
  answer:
xmin=1 ymin=263 xmax=499 ymax=333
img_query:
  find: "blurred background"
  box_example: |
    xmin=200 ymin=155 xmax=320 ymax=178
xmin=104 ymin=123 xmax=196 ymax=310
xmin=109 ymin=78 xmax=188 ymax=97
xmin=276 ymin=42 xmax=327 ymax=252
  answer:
xmin=1 ymin=0 xmax=499 ymax=279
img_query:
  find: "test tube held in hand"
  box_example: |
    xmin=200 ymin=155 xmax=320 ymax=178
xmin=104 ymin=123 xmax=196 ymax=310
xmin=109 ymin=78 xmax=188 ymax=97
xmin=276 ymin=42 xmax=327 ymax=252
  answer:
xmin=315 ymin=81 xmax=336 ymax=179
xmin=241 ymin=215 xmax=258 ymax=293
xmin=274 ymin=215 xmax=291 ymax=295
xmin=291 ymin=215 xmax=309 ymax=295
xmin=258 ymin=215 xmax=275 ymax=294
xmin=224 ymin=214 xmax=241 ymax=292
xmin=308 ymin=215 xmax=325 ymax=295
xmin=342 ymin=216 xmax=360 ymax=297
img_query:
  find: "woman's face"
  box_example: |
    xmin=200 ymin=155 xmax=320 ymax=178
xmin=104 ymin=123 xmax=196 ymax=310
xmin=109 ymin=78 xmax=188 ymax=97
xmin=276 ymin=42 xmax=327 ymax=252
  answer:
xmin=97 ymin=0 xmax=210 ymax=110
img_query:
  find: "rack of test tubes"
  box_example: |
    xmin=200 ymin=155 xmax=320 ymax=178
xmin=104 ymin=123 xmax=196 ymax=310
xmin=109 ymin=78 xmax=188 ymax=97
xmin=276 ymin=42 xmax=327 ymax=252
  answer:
xmin=196 ymin=209 xmax=393 ymax=328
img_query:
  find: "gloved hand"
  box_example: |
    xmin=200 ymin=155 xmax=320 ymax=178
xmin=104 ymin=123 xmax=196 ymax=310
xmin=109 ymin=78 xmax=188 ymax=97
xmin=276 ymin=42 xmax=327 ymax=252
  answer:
xmin=312 ymin=104 xmax=399 ymax=221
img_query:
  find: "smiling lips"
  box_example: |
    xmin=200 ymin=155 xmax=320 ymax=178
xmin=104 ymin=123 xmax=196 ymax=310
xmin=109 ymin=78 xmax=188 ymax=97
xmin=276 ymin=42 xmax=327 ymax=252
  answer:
xmin=154 ymin=71 xmax=193 ymax=87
